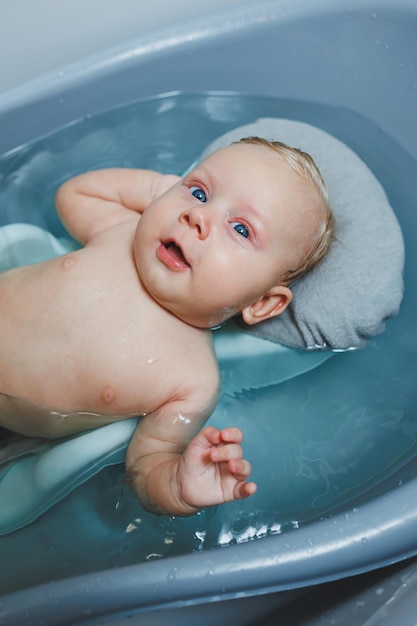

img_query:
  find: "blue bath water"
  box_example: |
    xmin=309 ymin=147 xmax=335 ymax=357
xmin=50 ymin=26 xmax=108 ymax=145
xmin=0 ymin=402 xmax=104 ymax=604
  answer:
xmin=0 ymin=92 xmax=416 ymax=595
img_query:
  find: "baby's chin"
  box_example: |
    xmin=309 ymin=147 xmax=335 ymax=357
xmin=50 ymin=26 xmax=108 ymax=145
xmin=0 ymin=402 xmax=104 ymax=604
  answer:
xmin=136 ymin=269 xmax=238 ymax=329
xmin=168 ymin=306 xmax=238 ymax=331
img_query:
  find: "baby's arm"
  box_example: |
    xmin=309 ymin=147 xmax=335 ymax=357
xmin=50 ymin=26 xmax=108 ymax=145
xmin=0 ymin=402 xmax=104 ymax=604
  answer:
xmin=56 ymin=168 xmax=180 ymax=245
xmin=125 ymin=395 xmax=256 ymax=516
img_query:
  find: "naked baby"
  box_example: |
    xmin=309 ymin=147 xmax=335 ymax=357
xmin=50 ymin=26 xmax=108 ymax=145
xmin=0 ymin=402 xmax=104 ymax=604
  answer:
xmin=0 ymin=137 xmax=333 ymax=516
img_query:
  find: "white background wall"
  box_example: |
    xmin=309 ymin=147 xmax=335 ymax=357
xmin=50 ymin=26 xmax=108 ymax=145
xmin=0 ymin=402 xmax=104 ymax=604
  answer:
xmin=1 ymin=0 xmax=253 ymax=94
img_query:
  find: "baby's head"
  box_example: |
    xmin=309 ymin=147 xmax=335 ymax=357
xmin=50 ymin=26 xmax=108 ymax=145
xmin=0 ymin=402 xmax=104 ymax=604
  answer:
xmin=236 ymin=136 xmax=334 ymax=286
xmin=135 ymin=137 xmax=334 ymax=329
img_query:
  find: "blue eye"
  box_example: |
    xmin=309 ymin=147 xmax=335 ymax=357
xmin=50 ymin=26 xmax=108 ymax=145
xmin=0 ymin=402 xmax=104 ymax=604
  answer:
xmin=231 ymin=221 xmax=249 ymax=239
xmin=190 ymin=186 xmax=207 ymax=202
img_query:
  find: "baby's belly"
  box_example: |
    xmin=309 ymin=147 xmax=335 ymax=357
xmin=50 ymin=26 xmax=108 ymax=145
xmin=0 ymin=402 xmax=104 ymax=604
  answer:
xmin=0 ymin=393 xmax=140 ymax=439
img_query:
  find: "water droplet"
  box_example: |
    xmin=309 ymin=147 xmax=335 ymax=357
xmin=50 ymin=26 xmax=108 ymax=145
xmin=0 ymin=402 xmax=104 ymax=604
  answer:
xmin=125 ymin=523 xmax=138 ymax=533
xmin=167 ymin=567 xmax=178 ymax=582
xmin=370 ymin=12 xmax=377 ymax=19
xmin=194 ymin=529 xmax=207 ymax=544
xmin=173 ymin=413 xmax=191 ymax=425
xmin=269 ymin=522 xmax=282 ymax=535
xmin=361 ymin=537 xmax=368 ymax=545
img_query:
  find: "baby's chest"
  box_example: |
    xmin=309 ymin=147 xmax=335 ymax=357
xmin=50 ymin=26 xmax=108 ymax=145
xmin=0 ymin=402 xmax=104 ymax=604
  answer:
xmin=86 ymin=324 xmax=214 ymax=415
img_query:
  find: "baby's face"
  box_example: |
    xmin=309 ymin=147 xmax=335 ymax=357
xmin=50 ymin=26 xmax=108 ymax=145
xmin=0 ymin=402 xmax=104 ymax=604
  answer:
xmin=134 ymin=143 xmax=310 ymax=328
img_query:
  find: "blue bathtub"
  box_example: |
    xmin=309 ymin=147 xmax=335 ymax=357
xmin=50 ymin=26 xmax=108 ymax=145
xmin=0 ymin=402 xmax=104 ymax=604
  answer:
xmin=1 ymin=1 xmax=417 ymax=624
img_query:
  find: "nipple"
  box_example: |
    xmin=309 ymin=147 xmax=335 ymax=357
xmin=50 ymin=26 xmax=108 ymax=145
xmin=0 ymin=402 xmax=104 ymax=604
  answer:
xmin=61 ymin=255 xmax=76 ymax=270
xmin=102 ymin=385 xmax=116 ymax=404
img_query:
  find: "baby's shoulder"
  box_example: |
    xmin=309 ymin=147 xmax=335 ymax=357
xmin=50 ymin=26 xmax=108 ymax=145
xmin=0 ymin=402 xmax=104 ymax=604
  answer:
xmin=168 ymin=326 xmax=220 ymax=398
xmin=182 ymin=351 xmax=220 ymax=417
xmin=179 ymin=327 xmax=219 ymax=376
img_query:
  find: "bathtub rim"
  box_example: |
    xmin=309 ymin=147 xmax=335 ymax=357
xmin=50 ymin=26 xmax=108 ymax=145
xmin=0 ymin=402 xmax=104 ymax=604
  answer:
xmin=2 ymin=469 xmax=417 ymax=624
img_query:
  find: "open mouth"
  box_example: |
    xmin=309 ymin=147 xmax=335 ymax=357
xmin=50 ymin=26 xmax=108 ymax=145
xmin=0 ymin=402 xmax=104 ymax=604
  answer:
xmin=158 ymin=241 xmax=190 ymax=270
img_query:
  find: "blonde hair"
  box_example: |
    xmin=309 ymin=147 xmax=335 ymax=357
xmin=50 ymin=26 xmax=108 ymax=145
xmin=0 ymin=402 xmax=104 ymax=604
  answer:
xmin=237 ymin=136 xmax=335 ymax=284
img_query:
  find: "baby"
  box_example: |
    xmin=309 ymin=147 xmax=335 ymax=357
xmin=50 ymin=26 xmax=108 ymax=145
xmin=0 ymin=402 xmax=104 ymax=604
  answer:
xmin=0 ymin=137 xmax=333 ymax=516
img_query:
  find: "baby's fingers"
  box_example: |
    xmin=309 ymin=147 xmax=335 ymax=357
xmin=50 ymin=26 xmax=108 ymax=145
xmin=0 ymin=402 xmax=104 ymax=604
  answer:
xmin=235 ymin=480 xmax=257 ymax=499
xmin=229 ymin=458 xmax=252 ymax=481
xmin=230 ymin=459 xmax=257 ymax=499
xmin=199 ymin=427 xmax=245 ymax=449
xmin=210 ymin=442 xmax=243 ymax=463
xmin=219 ymin=427 xmax=244 ymax=444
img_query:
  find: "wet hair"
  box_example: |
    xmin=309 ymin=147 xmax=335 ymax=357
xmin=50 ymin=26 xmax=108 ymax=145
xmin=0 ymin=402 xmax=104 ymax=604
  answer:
xmin=236 ymin=136 xmax=335 ymax=284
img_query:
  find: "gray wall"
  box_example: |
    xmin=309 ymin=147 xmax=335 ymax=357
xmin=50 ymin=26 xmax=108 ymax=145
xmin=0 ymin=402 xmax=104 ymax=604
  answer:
xmin=1 ymin=0 xmax=253 ymax=93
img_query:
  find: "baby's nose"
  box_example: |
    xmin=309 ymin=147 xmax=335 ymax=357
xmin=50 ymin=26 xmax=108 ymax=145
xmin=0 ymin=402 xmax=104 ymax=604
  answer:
xmin=180 ymin=207 xmax=210 ymax=239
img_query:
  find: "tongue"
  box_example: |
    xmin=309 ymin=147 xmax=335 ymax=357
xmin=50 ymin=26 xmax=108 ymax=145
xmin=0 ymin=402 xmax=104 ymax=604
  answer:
xmin=165 ymin=242 xmax=189 ymax=267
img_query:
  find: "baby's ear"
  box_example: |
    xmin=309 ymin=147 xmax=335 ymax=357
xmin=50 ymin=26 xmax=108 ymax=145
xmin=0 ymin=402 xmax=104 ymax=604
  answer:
xmin=241 ymin=286 xmax=292 ymax=325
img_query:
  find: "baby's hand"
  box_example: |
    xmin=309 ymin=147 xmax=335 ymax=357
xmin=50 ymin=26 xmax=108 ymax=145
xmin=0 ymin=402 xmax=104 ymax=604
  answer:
xmin=176 ymin=426 xmax=257 ymax=511
xmin=151 ymin=173 xmax=181 ymax=201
